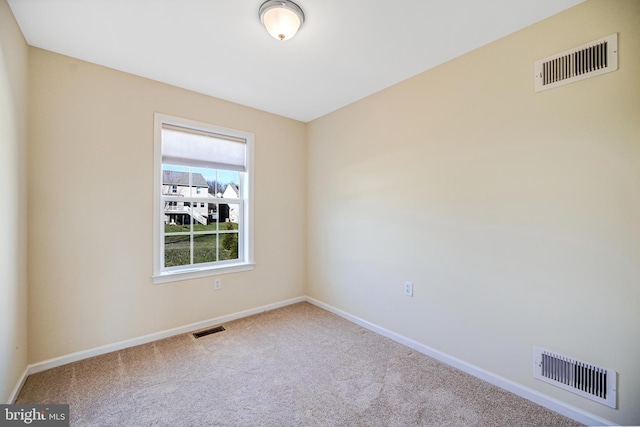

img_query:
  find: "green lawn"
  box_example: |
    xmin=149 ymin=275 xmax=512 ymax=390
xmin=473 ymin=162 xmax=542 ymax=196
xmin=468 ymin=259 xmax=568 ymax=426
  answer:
xmin=164 ymin=230 xmax=239 ymax=267
xmin=165 ymin=221 xmax=238 ymax=233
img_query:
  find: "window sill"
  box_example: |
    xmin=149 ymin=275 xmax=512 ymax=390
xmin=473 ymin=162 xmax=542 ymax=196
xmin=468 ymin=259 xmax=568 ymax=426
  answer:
xmin=152 ymin=262 xmax=255 ymax=285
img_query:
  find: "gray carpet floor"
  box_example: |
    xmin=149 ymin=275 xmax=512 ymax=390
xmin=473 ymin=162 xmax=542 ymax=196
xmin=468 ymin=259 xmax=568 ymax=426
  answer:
xmin=17 ymin=302 xmax=582 ymax=426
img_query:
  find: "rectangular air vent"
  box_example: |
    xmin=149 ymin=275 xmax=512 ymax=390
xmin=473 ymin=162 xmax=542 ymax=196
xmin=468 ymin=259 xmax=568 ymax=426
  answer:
xmin=535 ymin=33 xmax=618 ymax=92
xmin=193 ymin=325 xmax=225 ymax=339
xmin=533 ymin=346 xmax=617 ymax=408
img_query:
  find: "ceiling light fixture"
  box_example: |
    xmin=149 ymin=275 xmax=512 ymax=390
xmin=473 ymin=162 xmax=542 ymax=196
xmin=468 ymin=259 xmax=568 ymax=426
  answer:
xmin=259 ymin=0 xmax=305 ymax=41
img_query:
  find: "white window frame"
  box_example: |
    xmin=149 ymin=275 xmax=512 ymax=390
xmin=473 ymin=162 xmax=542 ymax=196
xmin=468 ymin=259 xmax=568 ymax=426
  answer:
xmin=152 ymin=113 xmax=254 ymax=284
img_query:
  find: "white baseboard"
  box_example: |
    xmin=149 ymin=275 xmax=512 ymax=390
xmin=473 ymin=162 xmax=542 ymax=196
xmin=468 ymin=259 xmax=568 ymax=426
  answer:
xmin=27 ymin=296 xmax=305 ymax=376
xmin=7 ymin=366 xmax=29 ymax=404
xmin=304 ymin=297 xmax=617 ymax=427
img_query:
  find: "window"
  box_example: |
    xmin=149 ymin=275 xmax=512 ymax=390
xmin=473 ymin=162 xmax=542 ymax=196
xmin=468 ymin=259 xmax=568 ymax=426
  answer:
xmin=153 ymin=113 xmax=254 ymax=284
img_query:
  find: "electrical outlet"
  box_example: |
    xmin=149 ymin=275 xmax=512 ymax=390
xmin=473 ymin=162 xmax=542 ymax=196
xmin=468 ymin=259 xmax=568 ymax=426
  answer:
xmin=214 ymin=279 xmax=222 ymax=290
xmin=404 ymin=281 xmax=413 ymax=297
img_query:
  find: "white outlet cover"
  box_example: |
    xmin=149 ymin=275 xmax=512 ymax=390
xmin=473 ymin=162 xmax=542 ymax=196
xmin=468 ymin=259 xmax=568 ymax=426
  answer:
xmin=404 ymin=281 xmax=413 ymax=297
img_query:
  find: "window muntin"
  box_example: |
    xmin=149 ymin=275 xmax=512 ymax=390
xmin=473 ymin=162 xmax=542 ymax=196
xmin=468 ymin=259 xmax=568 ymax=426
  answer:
xmin=153 ymin=114 xmax=254 ymax=283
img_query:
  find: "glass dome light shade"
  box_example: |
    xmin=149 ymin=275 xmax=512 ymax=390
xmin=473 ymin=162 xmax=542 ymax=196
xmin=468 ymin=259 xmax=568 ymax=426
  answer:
xmin=259 ymin=0 xmax=305 ymax=41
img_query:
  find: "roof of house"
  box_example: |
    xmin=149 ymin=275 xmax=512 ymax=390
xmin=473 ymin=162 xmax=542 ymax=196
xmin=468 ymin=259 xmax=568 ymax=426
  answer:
xmin=163 ymin=171 xmax=208 ymax=187
xmin=224 ymin=184 xmax=239 ymax=194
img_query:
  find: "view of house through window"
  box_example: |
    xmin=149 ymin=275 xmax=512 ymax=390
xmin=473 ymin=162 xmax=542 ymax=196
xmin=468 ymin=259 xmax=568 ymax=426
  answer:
xmin=162 ymin=165 xmax=241 ymax=267
xmin=154 ymin=114 xmax=253 ymax=281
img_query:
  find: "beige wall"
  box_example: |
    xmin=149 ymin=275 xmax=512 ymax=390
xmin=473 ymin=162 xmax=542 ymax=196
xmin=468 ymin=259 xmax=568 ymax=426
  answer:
xmin=6 ymin=0 xmax=639 ymax=423
xmin=0 ymin=0 xmax=29 ymax=403
xmin=27 ymin=48 xmax=306 ymax=363
xmin=307 ymin=0 xmax=639 ymax=424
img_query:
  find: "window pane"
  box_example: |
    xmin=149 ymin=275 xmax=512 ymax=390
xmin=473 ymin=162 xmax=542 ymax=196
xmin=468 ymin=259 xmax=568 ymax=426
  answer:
xmin=162 ymin=164 xmax=191 ymax=196
xmin=190 ymin=197 xmax=209 ymax=227
xmin=191 ymin=167 xmax=219 ymax=197
xmin=226 ymin=203 xmax=240 ymax=226
xmin=164 ymin=206 xmax=192 ymax=234
xmin=208 ymin=203 xmax=219 ymax=229
xmin=193 ymin=221 xmax=218 ymax=232
xmin=193 ymin=234 xmax=218 ymax=264
xmin=190 ymin=170 xmax=209 ymax=198
xmin=220 ymin=220 xmax=239 ymax=231
xmin=219 ymin=232 xmax=239 ymax=261
xmin=220 ymin=170 xmax=240 ymax=198
xmin=165 ymin=222 xmax=190 ymax=233
xmin=164 ymin=235 xmax=190 ymax=267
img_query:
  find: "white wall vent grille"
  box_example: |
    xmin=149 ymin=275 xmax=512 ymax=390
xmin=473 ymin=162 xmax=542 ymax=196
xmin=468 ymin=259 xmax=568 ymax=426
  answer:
xmin=535 ymin=33 xmax=618 ymax=92
xmin=533 ymin=346 xmax=617 ymax=408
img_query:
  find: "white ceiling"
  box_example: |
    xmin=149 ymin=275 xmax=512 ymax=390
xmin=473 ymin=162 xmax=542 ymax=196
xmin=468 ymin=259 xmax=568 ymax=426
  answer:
xmin=8 ymin=0 xmax=585 ymax=122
